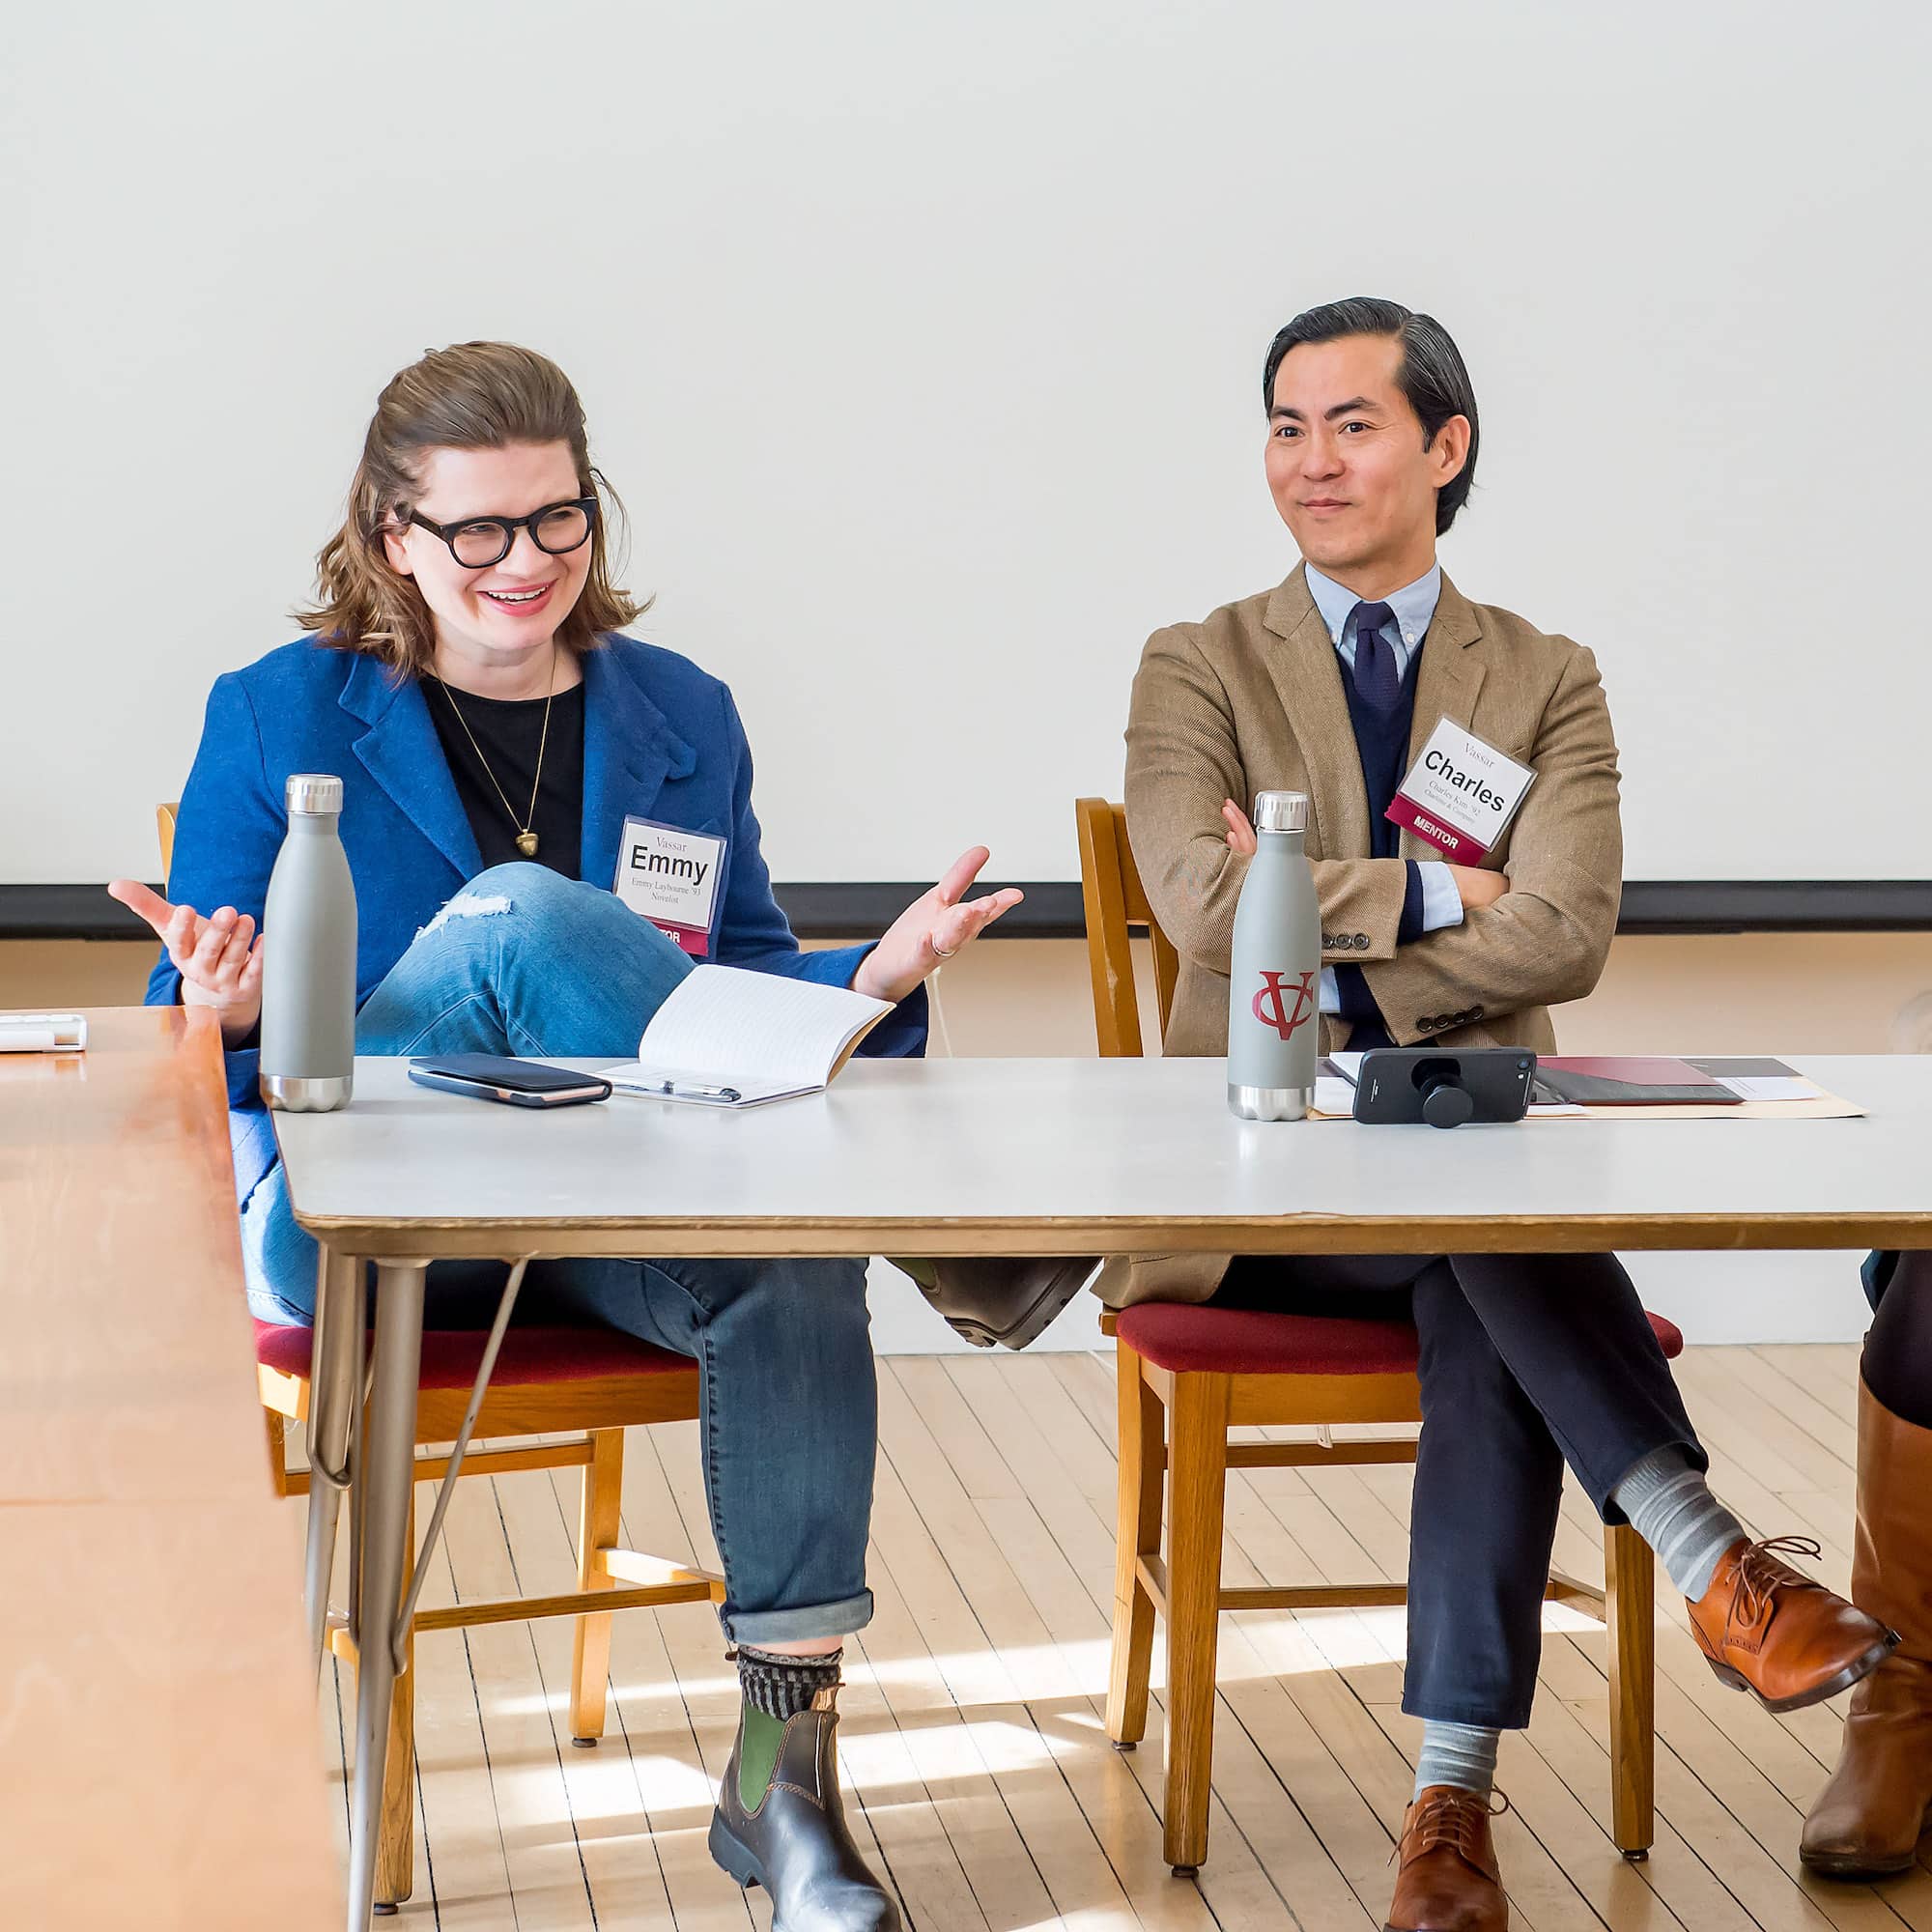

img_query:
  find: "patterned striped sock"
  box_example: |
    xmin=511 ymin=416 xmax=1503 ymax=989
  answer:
xmin=1612 ymin=1446 xmax=1746 ymax=1601
xmin=736 ymin=1643 xmax=843 ymax=1720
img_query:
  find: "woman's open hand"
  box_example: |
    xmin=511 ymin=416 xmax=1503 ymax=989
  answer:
xmin=852 ymin=848 xmax=1023 ymax=1006
xmin=107 ymin=879 xmax=265 ymax=1043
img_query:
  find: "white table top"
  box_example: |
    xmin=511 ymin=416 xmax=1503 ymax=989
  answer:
xmin=273 ymin=1054 xmax=1932 ymax=1260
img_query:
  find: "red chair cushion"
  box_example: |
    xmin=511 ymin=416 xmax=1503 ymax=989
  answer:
xmin=1116 ymin=1300 xmax=1684 ymax=1375
xmin=253 ymin=1320 xmax=692 ymax=1390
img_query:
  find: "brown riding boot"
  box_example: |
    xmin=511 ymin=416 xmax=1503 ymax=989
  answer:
xmin=1802 ymin=1376 xmax=1932 ymax=1879
xmin=1384 ymin=1786 xmax=1508 ymax=1931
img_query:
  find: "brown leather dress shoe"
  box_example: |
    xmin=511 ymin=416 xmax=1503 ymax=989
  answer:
xmin=1801 ymin=1375 xmax=1932 ymax=1879
xmin=1687 ymin=1535 xmax=1898 ymax=1714
xmin=1385 ymin=1786 xmax=1508 ymax=1932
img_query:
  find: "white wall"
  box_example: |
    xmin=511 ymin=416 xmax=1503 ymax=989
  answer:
xmin=4 ymin=2 xmax=1930 ymax=886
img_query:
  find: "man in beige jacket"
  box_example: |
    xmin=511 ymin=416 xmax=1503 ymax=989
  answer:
xmin=1121 ymin=298 xmax=1892 ymax=1931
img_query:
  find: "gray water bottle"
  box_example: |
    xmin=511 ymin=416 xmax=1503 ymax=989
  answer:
xmin=1227 ymin=789 xmax=1321 ymax=1121
xmin=259 ymin=773 xmax=357 ymax=1113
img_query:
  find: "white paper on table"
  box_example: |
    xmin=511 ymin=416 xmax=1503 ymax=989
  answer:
xmin=598 ymin=965 xmax=893 ymax=1108
xmin=1715 ymin=1076 xmax=1821 ymax=1102
xmin=1314 ymin=1075 xmax=1359 ymax=1116
xmin=603 ymin=1070 xmax=816 ymax=1108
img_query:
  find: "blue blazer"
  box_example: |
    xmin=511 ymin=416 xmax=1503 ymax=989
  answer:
xmin=151 ymin=636 xmax=926 ymax=1204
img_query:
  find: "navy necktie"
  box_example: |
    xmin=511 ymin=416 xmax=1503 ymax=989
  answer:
xmin=1350 ymin=600 xmax=1401 ymax=709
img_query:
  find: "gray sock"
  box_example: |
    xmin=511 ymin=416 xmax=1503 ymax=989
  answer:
xmin=1413 ymin=1720 xmax=1500 ymax=1800
xmin=1611 ymin=1445 xmax=1746 ymax=1602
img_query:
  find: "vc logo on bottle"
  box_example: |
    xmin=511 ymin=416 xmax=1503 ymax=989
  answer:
xmin=1251 ymin=969 xmax=1316 ymax=1041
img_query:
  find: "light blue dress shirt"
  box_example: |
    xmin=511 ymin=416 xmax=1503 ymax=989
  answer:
xmin=1301 ymin=562 xmax=1463 ymax=1012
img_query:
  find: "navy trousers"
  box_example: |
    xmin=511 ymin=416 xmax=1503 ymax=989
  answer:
xmin=1219 ymin=1251 xmax=1704 ymax=1728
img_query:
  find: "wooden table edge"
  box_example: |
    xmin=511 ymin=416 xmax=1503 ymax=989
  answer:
xmin=290 ymin=1210 xmax=1932 ymax=1260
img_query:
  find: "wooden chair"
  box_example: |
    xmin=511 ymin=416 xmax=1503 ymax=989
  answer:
xmin=158 ymin=805 xmax=718 ymax=1914
xmin=1074 ymin=797 xmax=1663 ymax=1874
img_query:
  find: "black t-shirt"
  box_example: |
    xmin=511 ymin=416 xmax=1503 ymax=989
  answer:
xmin=424 ymin=676 xmax=586 ymax=880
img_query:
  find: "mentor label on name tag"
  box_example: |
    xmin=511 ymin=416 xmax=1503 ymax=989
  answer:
xmin=1385 ymin=719 xmax=1535 ymax=863
xmin=614 ymin=817 xmax=727 ymax=956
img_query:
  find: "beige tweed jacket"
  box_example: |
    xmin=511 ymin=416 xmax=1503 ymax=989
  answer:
xmin=1100 ymin=562 xmax=1623 ymax=1308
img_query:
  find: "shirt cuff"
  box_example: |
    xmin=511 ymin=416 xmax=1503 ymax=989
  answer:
xmin=1395 ymin=860 xmax=1426 ymax=947
xmin=1320 ymin=966 xmax=1340 ymax=1015
xmin=1417 ymin=861 xmax=1464 ymax=934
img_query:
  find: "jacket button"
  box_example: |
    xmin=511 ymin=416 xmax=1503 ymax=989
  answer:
xmin=1469 ymin=1006 xmax=1484 ymax=1020
xmin=1351 ymin=934 xmax=1367 ymax=949
xmin=1321 ymin=934 xmax=1336 ymax=950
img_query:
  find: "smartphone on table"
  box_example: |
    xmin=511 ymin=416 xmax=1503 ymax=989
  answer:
xmin=1350 ymin=1047 xmax=1536 ymax=1126
xmin=407 ymin=1053 xmax=612 ymax=1108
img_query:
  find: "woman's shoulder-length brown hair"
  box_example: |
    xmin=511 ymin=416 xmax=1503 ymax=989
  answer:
xmin=296 ymin=341 xmax=642 ymax=678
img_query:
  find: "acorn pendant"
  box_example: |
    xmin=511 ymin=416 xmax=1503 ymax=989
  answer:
xmin=516 ymin=831 xmax=540 ymax=858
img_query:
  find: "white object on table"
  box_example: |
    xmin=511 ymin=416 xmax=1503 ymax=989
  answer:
xmin=0 ymin=1011 xmax=88 ymax=1052
xmin=597 ymin=963 xmax=893 ymax=1107
xmin=1715 ymin=1075 xmax=1821 ymax=1101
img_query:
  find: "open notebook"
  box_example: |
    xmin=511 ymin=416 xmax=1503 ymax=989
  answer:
xmin=600 ymin=965 xmax=895 ymax=1108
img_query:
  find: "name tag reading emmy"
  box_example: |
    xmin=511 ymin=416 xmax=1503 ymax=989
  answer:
xmin=1385 ymin=719 xmax=1535 ymax=864
xmin=614 ymin=817 xmax=727 ymax=956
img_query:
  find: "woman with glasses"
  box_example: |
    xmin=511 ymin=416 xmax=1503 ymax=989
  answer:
xmin=109 ymin=340 xmax=1017 ymax=1932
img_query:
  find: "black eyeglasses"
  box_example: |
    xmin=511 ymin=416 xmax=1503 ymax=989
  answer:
xmin=402 ymin=496 xmax=599 ymax=570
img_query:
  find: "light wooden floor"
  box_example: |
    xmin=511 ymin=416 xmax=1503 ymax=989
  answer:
xmin=313 ymin=1344 xmax=1932 ymax=1930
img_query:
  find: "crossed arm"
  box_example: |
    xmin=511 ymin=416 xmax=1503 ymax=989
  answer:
xmin=1125 ymin=626 xmax=1623 ymax=1042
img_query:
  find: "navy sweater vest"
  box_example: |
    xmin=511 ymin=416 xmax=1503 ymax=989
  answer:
xmin=1333 ymin=648 xmax=1424 ymax=1046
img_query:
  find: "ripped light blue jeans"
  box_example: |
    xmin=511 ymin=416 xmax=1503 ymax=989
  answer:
xmin=242 ymin=862 xmax=877 ymax=1645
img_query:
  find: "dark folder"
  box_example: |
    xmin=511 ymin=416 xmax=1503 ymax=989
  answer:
xmin=1530 ymin=1056 xmax=1745 ymax=1107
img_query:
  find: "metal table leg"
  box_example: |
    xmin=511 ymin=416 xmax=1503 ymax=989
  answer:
xmin=345 ymin=1258 xmax=427 ymax=1932
xmin=303 ymin=1244 xmax=360 ymax=1681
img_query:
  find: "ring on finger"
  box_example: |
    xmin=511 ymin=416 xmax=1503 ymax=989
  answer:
xmin=931 ymin=939 xmax=958 ymax=959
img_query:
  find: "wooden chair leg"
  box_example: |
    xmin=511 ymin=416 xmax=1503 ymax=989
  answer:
xmin=1604 ymin=1522 xmax=1656 ymax=1859
xmin=263 ymin=1406 xmax=289 ymax=1499
xmin=1106 ymin=1344 xmax=1163 ymax=1747
xmin=375 ymin=1486 xmax=416 ymax=1909
xmin=570 ymin=1428 xmax=624 ymax=1744
xmin=1163 ymin=1371 xmax=1231 ymax=1874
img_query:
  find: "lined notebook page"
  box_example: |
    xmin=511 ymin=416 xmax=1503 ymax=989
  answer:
xmin=631 ymin=966 xmax=891 ymax=1091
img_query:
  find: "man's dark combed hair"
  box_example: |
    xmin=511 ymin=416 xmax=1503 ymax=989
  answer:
xmin=1263 ymin=298 xmax=1479 ymax=535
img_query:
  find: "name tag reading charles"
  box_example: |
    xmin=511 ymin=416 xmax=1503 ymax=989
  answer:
xmin=1385 ymin=719 xmax=1535 ymax=863
xmin=614 ymin=817 xmax=726 ymax=956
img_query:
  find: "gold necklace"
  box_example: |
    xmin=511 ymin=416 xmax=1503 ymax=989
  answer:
xmin=433 ymin=648 xmax=557 ymax=858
